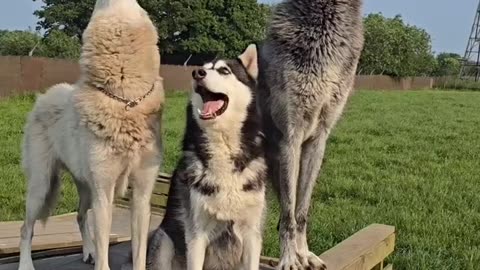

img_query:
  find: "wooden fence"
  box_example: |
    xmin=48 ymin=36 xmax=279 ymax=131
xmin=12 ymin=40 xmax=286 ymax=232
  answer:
xmin=0 ymin=56 xmax=434 ymax=98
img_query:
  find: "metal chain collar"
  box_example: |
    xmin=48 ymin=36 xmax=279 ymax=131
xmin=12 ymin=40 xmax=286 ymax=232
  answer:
xmin=97 ymin=83 xmax=155 ymax=111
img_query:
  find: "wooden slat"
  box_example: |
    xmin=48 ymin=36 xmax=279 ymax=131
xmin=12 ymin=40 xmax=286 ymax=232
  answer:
xmin=384 ymin=264 xmax=393 ymax=270
xmin=0 ymin=246 xmax=83 ymax=264
xmin=318 ymin=224 xmax=395 ymax=270
xmin=114 ymin=173 xmax=171 ymax=212
xmin=0 ymin=207 xmax=163 ymax=256
xmin=158 ymin=172 xmax=172 ymax=180
xmin=153 ymin=181 xmax=170 ymax=195
xmin=0 ymin=232 xmax=125 ymax=255
xmin=372 ymin=261 xmax=383 ymax=270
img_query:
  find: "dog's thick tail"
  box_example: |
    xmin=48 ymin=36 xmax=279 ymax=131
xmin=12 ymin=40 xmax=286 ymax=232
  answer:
xmin=22 ymin=84 xmax=70 ymax=224
xmin=22 ymin=128 xmax=62 ymax=225
xmin=39 ymin=174 xmax=61 ymax=223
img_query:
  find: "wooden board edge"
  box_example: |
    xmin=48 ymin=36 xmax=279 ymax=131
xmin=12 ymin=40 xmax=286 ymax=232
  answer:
xmin=384 ymin=264 xmax=393 ymax=270
xmin=318 ymin=224 xmax=395 ymax=270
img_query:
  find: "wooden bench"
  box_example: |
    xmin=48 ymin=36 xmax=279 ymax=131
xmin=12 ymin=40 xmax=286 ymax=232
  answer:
xmin=0 ymin=173 xmax=396 ymax=270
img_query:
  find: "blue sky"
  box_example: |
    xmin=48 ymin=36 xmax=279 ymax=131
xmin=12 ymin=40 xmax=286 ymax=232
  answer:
xmin=0 ymin=0 xmax=477 ymax=55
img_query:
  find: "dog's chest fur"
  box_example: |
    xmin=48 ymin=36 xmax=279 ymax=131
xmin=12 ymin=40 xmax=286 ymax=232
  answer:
xmin=74 ymin=88 xmax=161 ymax=154
xmin=179 ymin=112 xmax=266 ymax=269
xmin=188 ymin=128 xmax=266 ymax=222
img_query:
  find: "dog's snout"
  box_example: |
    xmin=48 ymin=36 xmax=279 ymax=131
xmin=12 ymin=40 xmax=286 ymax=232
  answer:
xmin=192 ymin=69 xmax=207 ymax=81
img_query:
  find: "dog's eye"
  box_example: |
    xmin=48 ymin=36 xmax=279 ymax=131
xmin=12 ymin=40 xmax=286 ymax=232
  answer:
xmin=217 ymin=67 xmax=231 ymax=75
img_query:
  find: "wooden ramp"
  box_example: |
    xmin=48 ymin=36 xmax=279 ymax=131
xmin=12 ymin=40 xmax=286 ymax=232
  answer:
xmin=0 ymin=174 xmax=396 ymax=270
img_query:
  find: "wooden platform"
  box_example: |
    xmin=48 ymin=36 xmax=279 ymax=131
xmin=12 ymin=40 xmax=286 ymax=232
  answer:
xmin=0 ymin=207 xmax=163 ymax=257
xmin=0 ymin=174 xmax=396 ymax=270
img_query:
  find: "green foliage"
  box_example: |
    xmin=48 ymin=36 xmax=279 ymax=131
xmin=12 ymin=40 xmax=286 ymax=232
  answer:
xmin=166 ymin=0 xmax=269 ymax=58
xmin=38 ymin=30 xmax=81 ymax=59
xmin=434 ymin=78 xmax=480 ymax=91
xmin=0 ymin=29 xmax=80 ymax=59
xmin=33 ymin=0 xmax=95 ymax=38
xmin=32 ymin=0 xmax=270 ymax=57
xmin=433 ymin=52 xmax=462 ymax=76
xmin=359 ymin=14 xmax=436 ymax=77
xmin=0 ymin=30 xmax=41 ymax=56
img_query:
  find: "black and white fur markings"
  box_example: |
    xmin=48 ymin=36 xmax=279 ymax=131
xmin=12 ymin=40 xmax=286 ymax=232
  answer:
xmin=146 ymin=45 xmax=267 ymax=270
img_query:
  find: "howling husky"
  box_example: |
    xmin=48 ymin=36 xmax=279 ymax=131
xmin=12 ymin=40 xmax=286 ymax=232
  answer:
xmin=257 ymin=0 xmax=364 ymax=269
xmin=18 ymin=0 xmax=163 ymax=270
xmin=144 ymin=45 xmax=266 ymax=270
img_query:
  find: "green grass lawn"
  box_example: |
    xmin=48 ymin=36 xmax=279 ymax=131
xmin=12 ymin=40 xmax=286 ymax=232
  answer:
xmin=1 ymin=90 xmax=480 ymax=269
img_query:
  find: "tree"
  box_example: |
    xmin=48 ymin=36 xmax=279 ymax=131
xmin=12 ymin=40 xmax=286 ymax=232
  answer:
xmin=33 ymin=0 xmax=95 ymax=38
xmin=32 ymin=0 xmax=270 ymax=57
xmin=359 ymin=14 xmax=436 ymax=77
xmin=157 ymin=0 xmax=269 ymax=57
xmin=38 ymin=30 xmax=81 ymax=59
xmin=0 ymin=30 xmax=41 ymax=56
xmin=433 ymin=52 xmax=462 ymax=76
xmin=0 ymin=29 xmax=81 ymax=59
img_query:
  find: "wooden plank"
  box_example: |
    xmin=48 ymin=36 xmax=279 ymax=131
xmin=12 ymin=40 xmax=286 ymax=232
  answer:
xmin=0 ymin=232 xmax=124 ymax=255
xmin=384 ymin=264 xmax=393 ymax=270
xmin=318 ymin=224 xmax=395 ymax=270
xmin=372 ymin=261 xmax=383 ymax=270
xmin=0 ymin=246 xmax=83 ymax=264
xmin=0 ymin=207 xmax=163 ymax=256
xmin=258 ymin=225 xmax=395 ymax=270
xmin=153 ymin=181 xmax=170 ymax=195
xmin=158 ymin=172 xmax=172 ymax=180
xmin=0 ymin=242 xmax=276 ymax=270
xmin=115 ymin=195 xmax=168 ymax=208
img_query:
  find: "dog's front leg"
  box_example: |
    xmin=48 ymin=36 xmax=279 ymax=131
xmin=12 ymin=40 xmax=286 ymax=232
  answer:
xmin=240 ymin=231 xmax=262 ymax=270
xmin=91 ymin=186 xmax=115 ymax=270
xmin=186 ymin=234 xmax=208 ymax=270
xmin=131 ymin=163 xmax=158 ymax=270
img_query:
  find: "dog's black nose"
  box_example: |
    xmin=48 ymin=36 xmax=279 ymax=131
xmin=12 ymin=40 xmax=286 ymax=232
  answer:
xmin=192 ymin=69 xmax=207 ymax=81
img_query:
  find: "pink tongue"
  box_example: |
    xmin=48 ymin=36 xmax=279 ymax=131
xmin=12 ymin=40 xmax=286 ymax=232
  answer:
xmin=202 ymin=100 xmax=225 ymax=115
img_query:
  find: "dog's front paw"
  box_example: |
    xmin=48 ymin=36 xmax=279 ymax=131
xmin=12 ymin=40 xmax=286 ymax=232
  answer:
xmin=276 ymin=253 xmax=303 ymax=270
xmin=82 ymin=247 xmax=96 ymax=265
xmin=302 ymin=252 xmax=326 ymax=270
xmin=18 ymin=259 xmax=35 ymax=270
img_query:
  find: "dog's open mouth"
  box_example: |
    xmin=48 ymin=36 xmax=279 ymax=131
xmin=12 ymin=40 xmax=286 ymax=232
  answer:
xmin=195 ymin=86 xmax=229 ymax=120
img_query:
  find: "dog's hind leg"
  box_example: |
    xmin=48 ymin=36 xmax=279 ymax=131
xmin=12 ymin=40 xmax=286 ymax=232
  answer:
xmin=295 ymin=130 xmax=329 ymax=270
xmin=75 ymin=180 xmax=96 ymax=264
xmin=130 ymin=162 xmax=159 ymax=270
xmin=19 ymin=135 xmax=60 ymax=270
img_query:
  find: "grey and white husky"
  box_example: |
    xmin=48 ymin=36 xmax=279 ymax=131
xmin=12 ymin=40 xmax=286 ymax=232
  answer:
xmin=145 ymin=45 xmax=266 ymax=270
xmin=257 ymin=0 xmax=364 ymax=269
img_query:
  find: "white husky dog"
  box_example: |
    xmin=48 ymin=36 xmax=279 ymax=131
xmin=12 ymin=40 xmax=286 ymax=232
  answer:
xmin=18 ymin=0 xmax=164 ymax=270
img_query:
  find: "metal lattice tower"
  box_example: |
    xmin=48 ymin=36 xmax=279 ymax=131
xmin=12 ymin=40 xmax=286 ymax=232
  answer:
xmin=460 ymin=1 xmax=480 ymax=81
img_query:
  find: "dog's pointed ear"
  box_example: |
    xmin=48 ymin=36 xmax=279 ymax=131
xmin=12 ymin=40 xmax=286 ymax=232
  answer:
xmin=239 ymin=44 xmax=258 ymax=80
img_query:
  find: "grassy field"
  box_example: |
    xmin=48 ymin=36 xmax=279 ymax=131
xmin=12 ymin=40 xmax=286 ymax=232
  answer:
xmin=1 ymin=90 xmax=480 ymax=269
